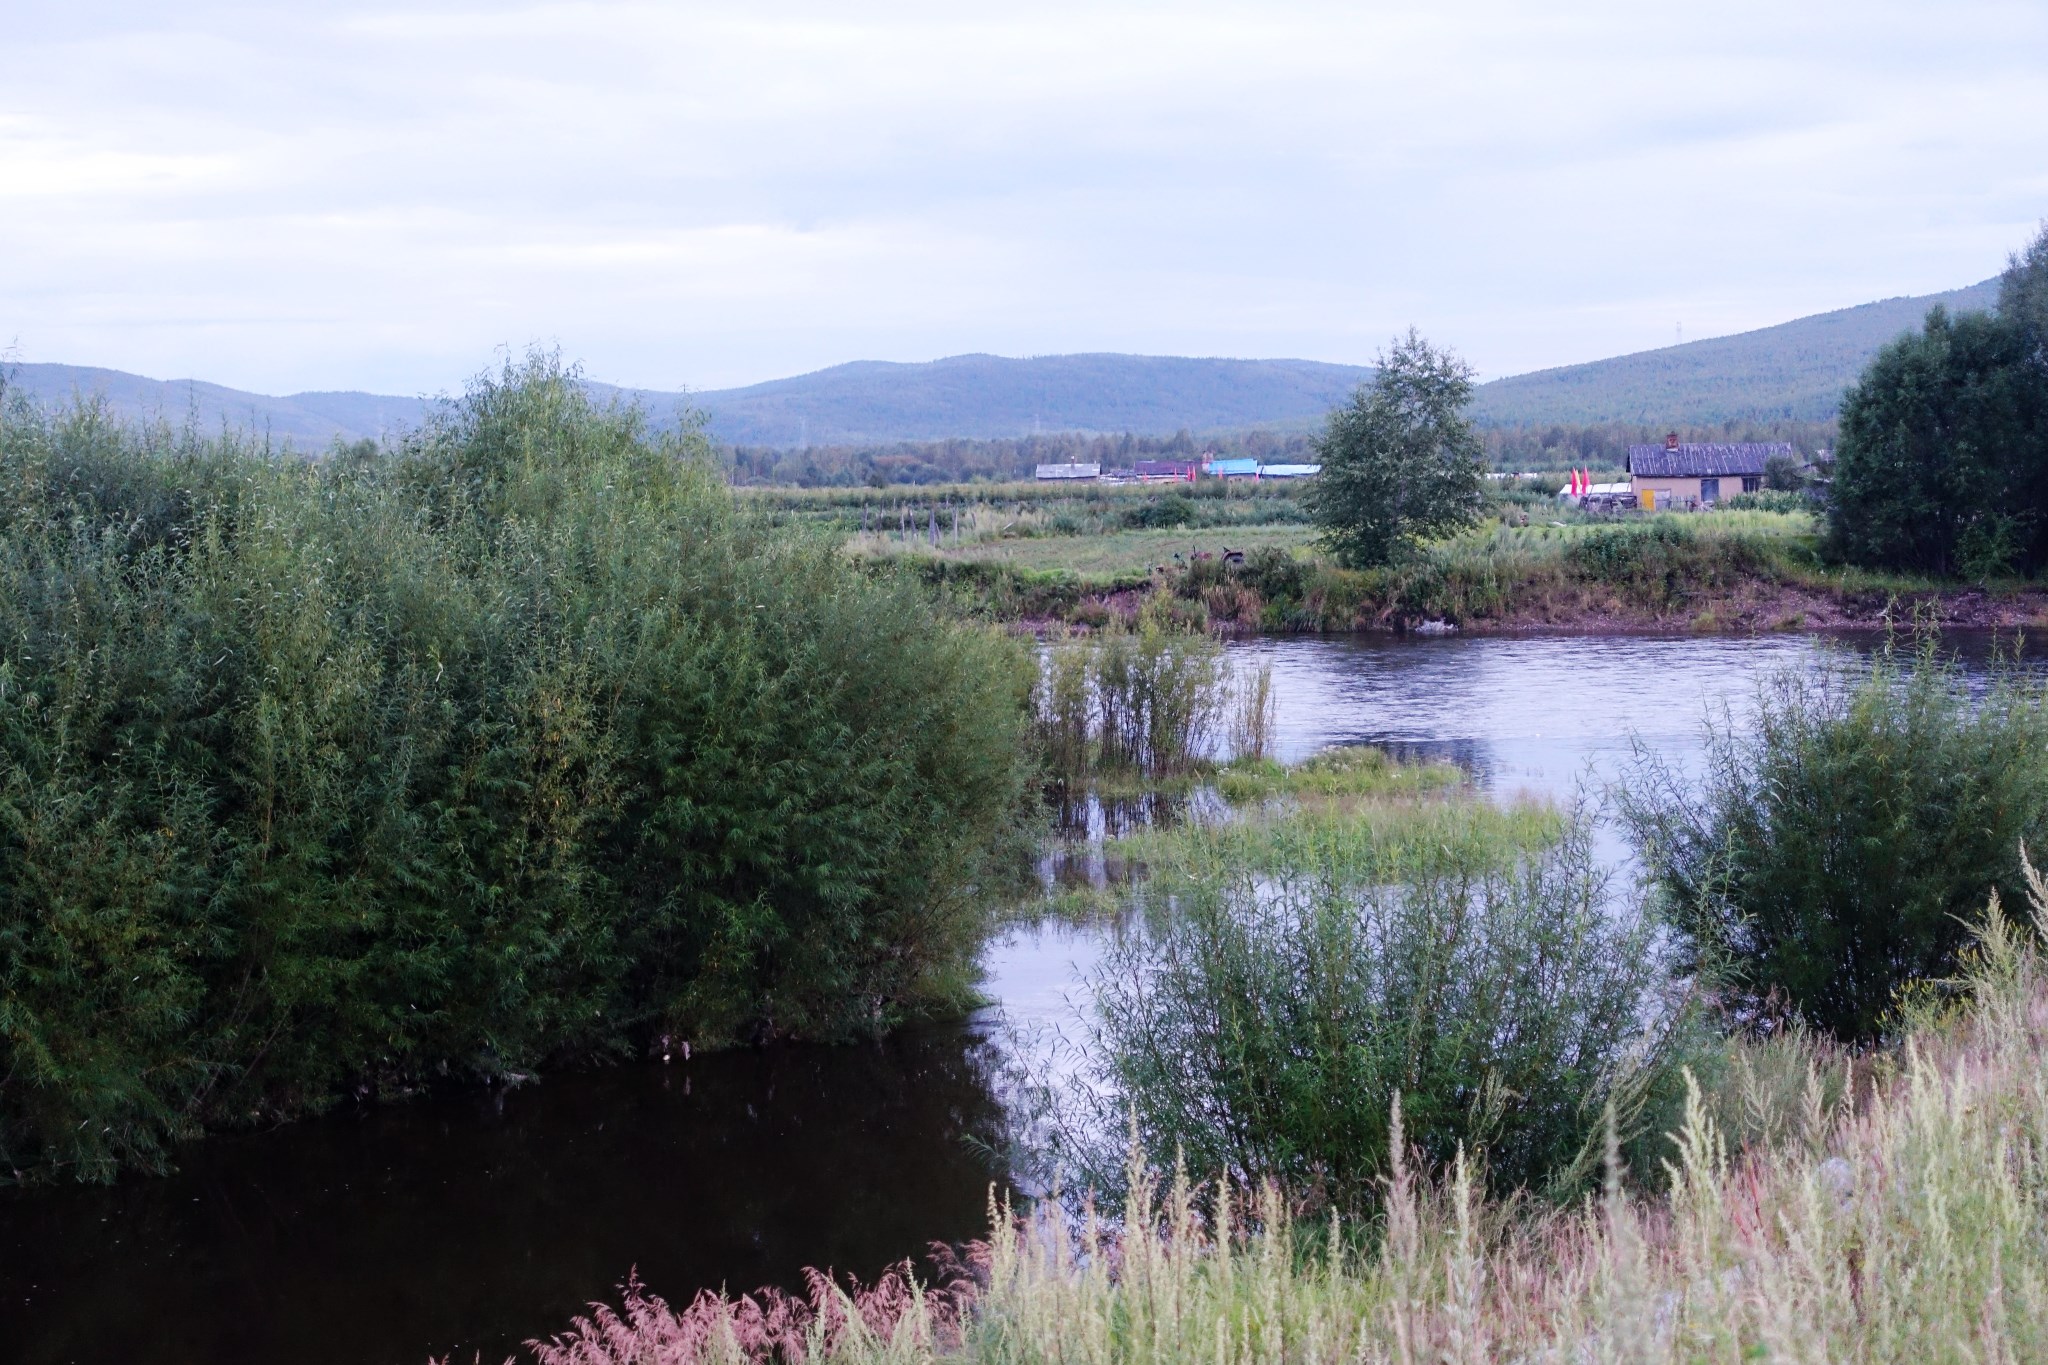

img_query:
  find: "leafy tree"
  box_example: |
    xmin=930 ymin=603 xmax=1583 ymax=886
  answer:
xmin=1827 ymin=226 xmax=2048 ymax=578
xmin=1763 ymin=451 xmax=1807 ymax=491
xmin=1305 ymin=330 xmax=1486 ymax=568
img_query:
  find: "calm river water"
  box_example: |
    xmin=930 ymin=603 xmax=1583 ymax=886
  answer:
xmin=0 ymin=631 xmax=2026 ymax=1365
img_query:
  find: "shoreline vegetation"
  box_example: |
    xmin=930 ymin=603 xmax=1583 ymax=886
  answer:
xmin=743 ymin=482 xmax=2048 ymax=637
xmin=502 ymin=637 xmax=2048 ymax=1365
xmin=0 ymin=356 xmax=1036 ymax=1184
xmin=509 ymin=873 xmax=2048 ymax=1365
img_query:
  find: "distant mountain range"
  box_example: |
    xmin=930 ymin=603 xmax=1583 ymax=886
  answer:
xmin=1470 ymin=278 xmax=2000 ymax=426
xmin=2 ymin=278 xmax=2000 ymax=449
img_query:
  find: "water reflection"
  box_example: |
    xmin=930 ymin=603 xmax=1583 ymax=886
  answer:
xmin=0 ymin=1027 xmax=1009 ymax=1365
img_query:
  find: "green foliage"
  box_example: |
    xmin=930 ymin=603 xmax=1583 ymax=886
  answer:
xmin=1306 ymin=332 xmax=1487 ymax=569
xmin=1058 ymin=816 xmax=1686 ymax=1207
xmin=1620 ymin=636 xmax=2048 ymax=1041
xmin=0 ymin=355 xmax=1031 ymax=1182
xmin=1828 ymin=229 xmax=2048 ymax=578
xmin=1120 ymin=493 xmax=1196 ymax=529
xmin=1763 ymin=450 xmax=1808 ymax=491
xmin=1722 ymin=489 xmax=1811 ymax=513
xmin=1213 ymin=744 xmax=1461 ymax=805
xmin=1032 ymin=628 xmax=1229 ymax=782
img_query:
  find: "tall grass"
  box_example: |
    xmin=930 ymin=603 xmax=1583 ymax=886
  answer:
xmin=1032 ymin=626 xmax=1275 ymax=784
xmin=511 ymin=866 xmax=2048 ymax=1365
xmin=0 ymin=355 xmax=1033 ymax=1182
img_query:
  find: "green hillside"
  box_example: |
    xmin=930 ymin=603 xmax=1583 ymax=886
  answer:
xmin=672 ymin=353 xmax=1375 ymax=446
xmin=1470 ymin=279 xmax=2000 ymax=426
xmin=0 ymin=363 xmax=432 ymax=445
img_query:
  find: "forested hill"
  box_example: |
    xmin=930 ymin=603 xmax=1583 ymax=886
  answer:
xmin=676 ymin=354 xmax=1376 ymax=445
xmin=0 ymin=363 xmax=436 ymax=446
xmin=1470 ymin=278 xmax=2001 ymax=426
xmin=2 ymin=278 xmax=2001 ymax=449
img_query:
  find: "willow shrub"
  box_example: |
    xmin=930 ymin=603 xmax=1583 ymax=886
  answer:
xmin=0 ymin=355 xmax=1031 ymax=1182
xmin=1621 ymin=635 xmax=2048 ymax=1042
xmin=1035 ymin=817 xmax=1694 ymax=1209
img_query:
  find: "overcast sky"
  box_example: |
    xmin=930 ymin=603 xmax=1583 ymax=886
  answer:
xmin=3 ymin=1 xmax=2045 ymax=396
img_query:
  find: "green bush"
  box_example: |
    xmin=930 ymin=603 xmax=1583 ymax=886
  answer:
xmin=0 ymin=355 xmax=1031 ymax=1182
xmin=1121 ymin=493 xmax=1196 ymax=529
xmin=1044 ymin=818 xmax=1689 ymax=1207
xmin=1721 ymin=490 xmax=1810 ymax=514
xmin=1620 ymin=636 xmax=2048 ymax=1041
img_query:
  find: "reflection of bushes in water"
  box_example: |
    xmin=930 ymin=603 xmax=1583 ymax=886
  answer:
xmin=1035 ymin=816 xmax=1691 ymax=1209
xmin=1032 ymin=627 xmax=1274 ymax=784
xmin=1622 ymin=631 xmax=2048 ymax=1041
xmin=1042 ymin=786 xmax=1196 ymax=837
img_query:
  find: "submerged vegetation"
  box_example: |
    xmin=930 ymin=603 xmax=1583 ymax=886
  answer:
xmin=0 ymin=356 xmax=1032 ymax=1182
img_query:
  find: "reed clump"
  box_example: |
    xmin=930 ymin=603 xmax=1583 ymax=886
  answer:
xmin=1031 ymin=626 xmax=1275 ymax=787
xmin=1036 ymin=813 xmax=1684 ymax=1207
xmin=516 ymin=862 xmax=2048 ymax=1365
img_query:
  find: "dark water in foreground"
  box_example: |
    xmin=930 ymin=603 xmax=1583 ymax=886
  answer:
xmin=2 ymin=631 xmax=2029 ymax=1365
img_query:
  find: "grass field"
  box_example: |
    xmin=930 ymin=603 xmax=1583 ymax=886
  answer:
xmin=853 ymin=524 xmax=1319 ymax=576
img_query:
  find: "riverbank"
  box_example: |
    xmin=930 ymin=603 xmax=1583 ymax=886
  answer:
xmin=520 ymin=896 xmax=2048 ymax=1365
xmin=873 ymin=512 xmax=2048 ymax=635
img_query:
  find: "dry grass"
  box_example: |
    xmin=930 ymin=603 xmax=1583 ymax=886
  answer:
xmin=499 ymin=858 xmax=2048 ymax=1365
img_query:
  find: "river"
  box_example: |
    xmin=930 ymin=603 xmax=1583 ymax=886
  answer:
xmin=0 ymin=631 xmax=2026 ymax=1365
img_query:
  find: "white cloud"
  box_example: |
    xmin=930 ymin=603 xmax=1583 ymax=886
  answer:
xmin=2 ymin=0 xmax=2043 ymax=393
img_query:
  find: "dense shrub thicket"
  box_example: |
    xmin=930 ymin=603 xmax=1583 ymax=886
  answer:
xmin=0 ymin=355 xmax=1031 ymax=1182
xmin=1622 ymin=636 xmax=2048 ymax=1041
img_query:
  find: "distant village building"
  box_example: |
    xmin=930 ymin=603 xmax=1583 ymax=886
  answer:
xmin=1134 ymin=459 xmax=1200 ymax=482
xmin=1259 ymin=463 xmax=1322 ymax=479
xmin=1035 ymin=462 xmax=1101 ymax=482
xmin=1204 ymin=457 xmax=1262 ymax=479
xmin=1626 ymin=434 xmax=1788 ymax=510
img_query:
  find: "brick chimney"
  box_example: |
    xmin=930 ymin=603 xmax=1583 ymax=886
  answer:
xmin=1665 ymin=432 xmax=1680 ymax=451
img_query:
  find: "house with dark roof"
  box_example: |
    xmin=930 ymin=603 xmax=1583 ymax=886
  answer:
xmin=1627 ymin=434 xmax=1791 ymax=510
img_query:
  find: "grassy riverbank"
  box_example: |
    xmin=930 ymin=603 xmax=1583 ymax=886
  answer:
xmin=519 ymin=873 xmax=2048 ymax=1365
xmin=876 ymin=503 xmax=2046 ymax=634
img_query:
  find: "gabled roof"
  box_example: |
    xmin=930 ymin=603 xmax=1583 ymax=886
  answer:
xmin=1627 ymin=442 xmax=1792 ymax=478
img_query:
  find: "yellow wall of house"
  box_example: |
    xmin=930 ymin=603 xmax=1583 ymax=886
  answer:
xmin=1632 ymin=476 xmax=1755 ymax=508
